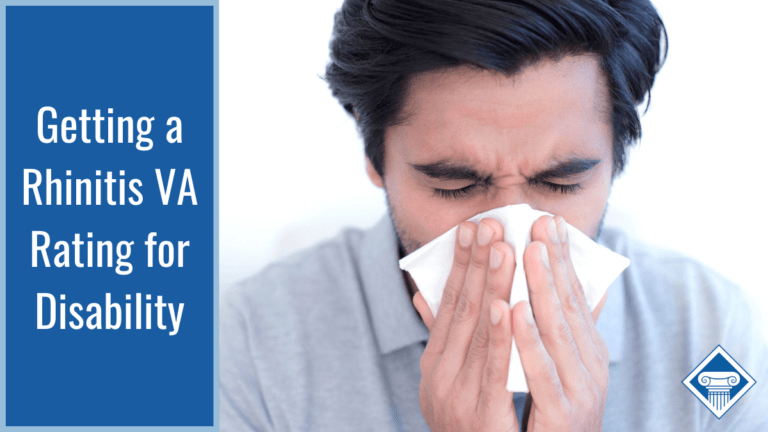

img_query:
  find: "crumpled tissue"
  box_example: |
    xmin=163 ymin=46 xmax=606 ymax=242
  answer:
xmin=399 ymin=204 xmax=630 ymax=392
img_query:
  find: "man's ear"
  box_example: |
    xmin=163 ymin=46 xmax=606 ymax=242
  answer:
xmin=365 ymin=157 xmax=384 ymax=189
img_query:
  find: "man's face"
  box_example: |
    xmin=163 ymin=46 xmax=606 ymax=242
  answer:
xmin=368 ymin=54 xmax=614 ymax=255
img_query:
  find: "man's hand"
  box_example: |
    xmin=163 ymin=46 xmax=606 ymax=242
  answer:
xmin=413 ymin=218 xmax=519 ymax=431
xmin=512 ymin=215 xmax=609 ymax=431
xmin=412 ymin=215 xmax=609 ymax=432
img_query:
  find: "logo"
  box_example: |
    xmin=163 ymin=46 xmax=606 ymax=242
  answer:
xmin=683 ymin=345 xmax=756 ymax=418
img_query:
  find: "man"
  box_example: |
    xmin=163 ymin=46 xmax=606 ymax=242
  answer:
xmin=221 ymin=0 xmax=768 ymax=430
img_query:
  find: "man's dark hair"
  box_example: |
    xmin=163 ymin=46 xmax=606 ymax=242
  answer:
xmin=325 ymin=0 xmax=667 ymax=177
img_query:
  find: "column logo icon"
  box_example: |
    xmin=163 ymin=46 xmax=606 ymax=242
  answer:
xmin=683 ymin=345 xmax=756 ymax=418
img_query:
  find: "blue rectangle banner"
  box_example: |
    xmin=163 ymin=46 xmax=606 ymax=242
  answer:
xmin=5 ymin=6 xmax=214 ymax=426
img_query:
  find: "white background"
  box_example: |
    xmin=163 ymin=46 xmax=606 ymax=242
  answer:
xmin=220 ymin=0 xmax=768 ymax=332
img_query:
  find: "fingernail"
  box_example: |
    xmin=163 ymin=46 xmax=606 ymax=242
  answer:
xmin=477 ymin=222 xmax=494 ymax=246
xmin=547 ymin=217 xmax=559 ymax=244
xmin=556 ymin=216 xmax=567 ymax=242
xmin=490 ymin=246 xmax=503 ymax=269
xmin=539 ymin=243 xmax=550 ymax=269
xmin=490 ymin=302 xmax=502 ymax=325
xmin=524 ymin=302 xmax=535 ymax=325
xmin=459 ymin=225 xmax=473 ymax=248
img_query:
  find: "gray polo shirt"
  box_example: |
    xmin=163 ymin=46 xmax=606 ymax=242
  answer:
xmin=220 ymin=216 xmax=768 ymax=431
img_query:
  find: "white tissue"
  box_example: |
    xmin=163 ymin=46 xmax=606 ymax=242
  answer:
xmin=399 ymin=204 xmax=629 ymax=392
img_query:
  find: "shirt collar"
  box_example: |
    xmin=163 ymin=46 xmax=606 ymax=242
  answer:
xmin=358 ymin=215 xmax=627 ymax=363
xmin=595 ymin=272 xmax=626 ymax=363
xmin=359 ymin=215 xmax=430 ymax=355
xmin=596 ymin=227 xmax=628 ymax=363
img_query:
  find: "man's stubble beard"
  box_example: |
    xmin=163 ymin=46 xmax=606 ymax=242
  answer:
xmin=385 ymin=191 xmax=422 ymax=259
xmin=385 ymin=189 xmax=609 ymax=259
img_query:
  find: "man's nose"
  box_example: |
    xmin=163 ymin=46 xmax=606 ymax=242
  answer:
xmin=478 ymin=183 xmax=543 ymax=215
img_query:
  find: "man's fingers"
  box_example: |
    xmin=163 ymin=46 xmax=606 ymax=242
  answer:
xmin=460 ymin=240 xmax=515 ymax=394
xmin=530 ymin=216 xmax=602 ymax=378
xmin=413 ymin=291 xmax=434 ymax=330
xmin=441 ymin=218 xmax=502 ymax=376
xmin=512 ymin=300 xmax=566 ymax=413
xmin=550 ymin=217 xmax=592 ymax=316
xmin=553 ymin=216 xmax=610 ymax=364
xmin=424 ymin=221 xmax=476 ymax=358
xmin=477 ymin=300 xmax=517 ymax=425
xmin=592 ymin=290 xmax=608 ymax=323
xmin=523 ymin=241 xmax=590 ymax=395
xmin=531 ymin=216 xmax=588 ymax=321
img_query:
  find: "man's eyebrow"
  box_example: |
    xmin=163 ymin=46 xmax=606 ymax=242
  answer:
xmin=528 ymin=157 xmax=601 ymax=182
xmin=411 ymin=157 xmax=601 ymax=183
xmin=410 ymin=161 xmax=485 ymax=182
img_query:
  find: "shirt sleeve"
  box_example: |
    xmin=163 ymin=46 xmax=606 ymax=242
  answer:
xmin=220 ymin=288 xmax=275 ymax=432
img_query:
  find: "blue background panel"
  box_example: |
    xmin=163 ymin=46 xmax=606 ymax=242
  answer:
xmin=6 ymin=6 xmax=213 ymax=426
